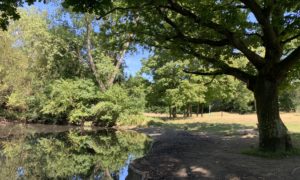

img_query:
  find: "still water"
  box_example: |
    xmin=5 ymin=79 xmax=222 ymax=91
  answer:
xmin=0 ymin=123 xmax=151 ymax=180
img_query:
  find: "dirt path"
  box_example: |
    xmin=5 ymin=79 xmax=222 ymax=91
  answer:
xmin=127 ymin=128 xmax=300 ymax=180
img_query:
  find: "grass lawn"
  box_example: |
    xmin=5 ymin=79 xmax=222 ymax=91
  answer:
xmin=145 ymin=112 xmax=300 ymax=148
xmin=146 ymin=112 xmax=300 ymax=131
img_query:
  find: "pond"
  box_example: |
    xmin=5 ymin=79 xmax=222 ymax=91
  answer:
xmin=0 ymin=123 xmax=151 ymax=180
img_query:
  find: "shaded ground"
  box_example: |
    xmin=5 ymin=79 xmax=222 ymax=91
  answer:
xmin=128 ymin=128 xmax=300 ymax=180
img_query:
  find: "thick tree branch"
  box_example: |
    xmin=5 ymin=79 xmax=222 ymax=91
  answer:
xmin=281 ymin=33 xmax=300 ymax=44
xmin=182 ymin=46 xmax=254 ymax=84
xmin=182 ymin=37 xmax=229 ymax=47
xmin=107 ymin=33 xmax=133 ymax=87
xmin=280 ymin=19 xmax=300 ymax=37
xmin=245 ymin=32 xmax=263 ymax=39
xmin=85 ymin=16 xmax=107 ymax=92
xmin=157 ymin=8 xmax=230 ymax=47
xmin=239 ymin=0 xmax=268 ymax=25
xmin=183 ymin=69 xmax=225 ymax=76
xmin=239 ymin=0 xmax=282 ymax=60
xmin=277 ymin=46 xmax=300 ymax=76
xmin=164 ymin=0 xmax=265 ymax=69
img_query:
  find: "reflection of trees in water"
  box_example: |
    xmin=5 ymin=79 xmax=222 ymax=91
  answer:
xmin=0 ymin=130 xmax=151 ymax=179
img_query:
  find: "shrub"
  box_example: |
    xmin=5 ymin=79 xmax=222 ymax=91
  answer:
xmin=41 ymin=79 xmax=99 ymax=124
xmin=91 ymin=101 xmax=121 ymax=127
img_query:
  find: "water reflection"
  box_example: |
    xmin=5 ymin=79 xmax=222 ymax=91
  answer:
xmin=0 ymin=126 xmax=151 ymax=179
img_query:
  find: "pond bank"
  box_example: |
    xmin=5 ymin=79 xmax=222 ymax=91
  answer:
xmin=126 ymin=129 xmax=300 ymax=180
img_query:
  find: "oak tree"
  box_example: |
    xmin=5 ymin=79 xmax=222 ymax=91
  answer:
xmin=62 ymin=0 xmax=300 ymax=151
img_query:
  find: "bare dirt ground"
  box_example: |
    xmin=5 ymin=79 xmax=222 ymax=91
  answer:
xmin=128 ymin=128 xmax=300 ymax=180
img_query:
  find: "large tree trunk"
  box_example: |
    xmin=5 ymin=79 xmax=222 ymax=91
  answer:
xmin=253 ymin=77 xmax=293 ymax=151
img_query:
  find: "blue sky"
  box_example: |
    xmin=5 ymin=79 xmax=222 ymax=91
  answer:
xmin=30 ymin=2 xmax=149 ymax=76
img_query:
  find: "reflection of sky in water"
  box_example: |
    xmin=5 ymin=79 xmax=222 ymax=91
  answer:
xmin=17 ymin=167 xmax=25 ymax=177
xmin=119 ymin=155 xmax=133 ymax=180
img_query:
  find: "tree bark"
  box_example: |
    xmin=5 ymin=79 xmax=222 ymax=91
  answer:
xmin=103 ymin=168 xmax=113 ymax=180
xmin=169 ymin=106 xmax=172 ymax=118
xmin=107 ymin=33 xmax=133 ymax=88
xmin=172 ymin=107 xmax=177 ymax=118
xmin=189 ymin=104 xmax=192 ymax=117
xmin=85 ymin=16 xmax=106 ymax=92
xmin=196 ymin=103 xmax=199 ymax=117
xmin=201 ymin=104 xmax=204 ymax=117
xmin=253 ymin=77 xmax=292 ymax=151
xmin=186 ymin=105 xmax=189 ymax=117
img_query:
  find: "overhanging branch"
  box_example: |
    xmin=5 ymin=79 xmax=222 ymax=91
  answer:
xmin=183 ymin=69 xmax=225 ymax=76
xmin=277 ymin=46 xmax=300 ymax=76
xmin=181 ymin=46 xmax=254 ymax=84
xmin=281 ymin=33 xmax=300 ymax=44
xmin=157 ymin=7 xmax=230 ymax=47
xmin=164 ymin=0 xmax=265 ymax=69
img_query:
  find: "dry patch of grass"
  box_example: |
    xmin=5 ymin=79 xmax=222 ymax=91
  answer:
xmin=145 ymin=112 xmax=300 ymax=133
xmin=145 ymin=112 xmax=300 ymax=158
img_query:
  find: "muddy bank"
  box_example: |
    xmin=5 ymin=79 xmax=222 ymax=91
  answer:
xmin=127 ymin=129 xmax=300 ymax=180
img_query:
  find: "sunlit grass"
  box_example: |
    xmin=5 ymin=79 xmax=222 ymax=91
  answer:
xmin=145 ymin=112 xmax=300 ymax=133
xmin=145 ymin=112 xmax=300 ymax=157
xmin=116 ymin=114 xmax=163 ymax=127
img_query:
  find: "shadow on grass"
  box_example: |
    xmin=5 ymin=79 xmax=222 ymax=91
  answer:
xmin=147 ymin=120 xmax=255 ymax=136
xmin=241 ymin=133 xmax=300 ymax=158
xmin=242 ymin=147 xmax=300 ymax=159
xmin=146 ymin=119 xmax=300 ymax=158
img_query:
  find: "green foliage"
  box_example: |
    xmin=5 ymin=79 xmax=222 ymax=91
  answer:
xmin=0 ymin=8 xmax=146 ymax=126
xmin=278 ymin=82 xmax=300 ymax=112
xmin=206 ymin=77 xmax=254 ymax=113
xmin=92 ymin=83 xmax=146 ymax=126
xmin=91 ymin=101 xmax=121 ymax=126
xmin=68 ymin=106 xmax=91 ymax=124
xmin=141 ymin=50 xmax=207 ymax=114
xmin=117 ymin=114 xmax=161 ymax=127
xmin=41 ymin=79 xmax=99 ymax=124
xmin=0 ymin=0 xmax=38 ymax=30
xmin=36 ymin=79 xmax=145 ymax=126
xmin=141 ymin=49 xmax=254 ymax=114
